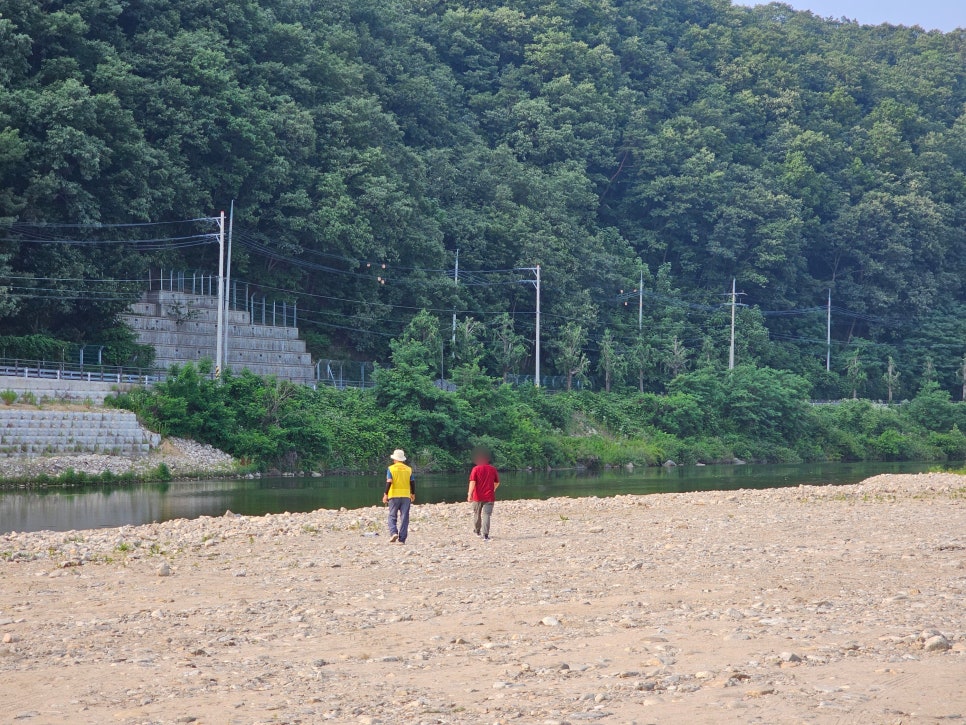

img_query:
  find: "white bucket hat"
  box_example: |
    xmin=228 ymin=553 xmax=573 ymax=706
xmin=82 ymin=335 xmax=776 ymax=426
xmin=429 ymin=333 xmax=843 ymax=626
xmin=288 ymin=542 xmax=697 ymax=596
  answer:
xmin=390 ymin=449 xmax=407 ymax=462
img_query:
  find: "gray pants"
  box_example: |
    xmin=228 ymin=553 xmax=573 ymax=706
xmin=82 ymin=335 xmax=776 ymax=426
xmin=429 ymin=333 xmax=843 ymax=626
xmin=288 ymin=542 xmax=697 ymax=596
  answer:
xmin=473 ymin=501 xmax=494 ymax=538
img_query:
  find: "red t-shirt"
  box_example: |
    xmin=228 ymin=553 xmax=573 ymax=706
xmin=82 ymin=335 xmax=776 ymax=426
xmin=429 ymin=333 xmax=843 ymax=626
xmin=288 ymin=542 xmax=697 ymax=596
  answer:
xmin=470 ymin=464 xmax=499 ymax=503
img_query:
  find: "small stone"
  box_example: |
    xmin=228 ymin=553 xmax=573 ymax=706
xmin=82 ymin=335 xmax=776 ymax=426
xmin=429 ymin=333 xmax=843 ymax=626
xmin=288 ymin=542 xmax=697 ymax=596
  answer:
xmin=232 ymin=569 xmax=247 ymax=578
xmin=923 ymin=635 xmax=950 ymax=652
xmin=156 ymin=563 xmax=171 ymax=577
xmin=2 ymin=633 xmax=17 ymax=644
xmin=541 ymin=616 xmax=560 ymax=627
xmin=779 ymin=652 xmax=801 ymax=663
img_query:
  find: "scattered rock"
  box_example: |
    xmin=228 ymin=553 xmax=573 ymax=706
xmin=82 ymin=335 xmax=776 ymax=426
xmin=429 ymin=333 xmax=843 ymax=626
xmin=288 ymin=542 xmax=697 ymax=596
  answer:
xmin=156 ymin=563 xmax=171 ymax=577
xmin=541 ymin=616 xmax=561 ymax=627
xmin=924 ymin=635 xmax=950 ymax=652
xmin=745 ymin=688 xmax=775 ymax=698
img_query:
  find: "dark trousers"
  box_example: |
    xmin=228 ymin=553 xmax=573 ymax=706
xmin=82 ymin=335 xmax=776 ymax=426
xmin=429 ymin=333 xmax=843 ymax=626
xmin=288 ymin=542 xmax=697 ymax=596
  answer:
xmin=388 ymin=497 xmax=411 ymax=542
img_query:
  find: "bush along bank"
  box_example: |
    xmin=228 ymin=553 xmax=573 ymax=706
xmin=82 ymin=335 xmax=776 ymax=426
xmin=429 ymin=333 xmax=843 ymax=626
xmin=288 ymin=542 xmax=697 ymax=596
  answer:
xmin=111 ymin=336 xmax=966 ymax=473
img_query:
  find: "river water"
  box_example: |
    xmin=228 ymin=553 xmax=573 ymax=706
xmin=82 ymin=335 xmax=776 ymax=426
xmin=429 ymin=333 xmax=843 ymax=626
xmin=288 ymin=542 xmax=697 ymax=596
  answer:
xmin=0 ymin=461 xmax=940 ymax=534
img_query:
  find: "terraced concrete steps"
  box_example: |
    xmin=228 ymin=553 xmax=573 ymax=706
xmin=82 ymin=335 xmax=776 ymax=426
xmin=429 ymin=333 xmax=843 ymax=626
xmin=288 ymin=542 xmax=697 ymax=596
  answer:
xmin=122 ymin=290 xmax=315 ymax=384
xmin=0 ymin=409 xmax=160 ymax=458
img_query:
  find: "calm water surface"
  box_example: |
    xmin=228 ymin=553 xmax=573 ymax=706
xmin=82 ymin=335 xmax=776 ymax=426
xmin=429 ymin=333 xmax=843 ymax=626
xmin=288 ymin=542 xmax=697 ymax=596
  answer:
xmin=0 ymin=461 xmax=939 ymax=534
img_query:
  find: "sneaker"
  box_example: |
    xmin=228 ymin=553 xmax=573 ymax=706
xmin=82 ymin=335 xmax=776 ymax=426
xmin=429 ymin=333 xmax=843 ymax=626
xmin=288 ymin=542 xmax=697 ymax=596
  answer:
xmin=389 ymin=534 xmax=399 ymax=543
xmin=483 ymin=536 xmax=491 ymax=542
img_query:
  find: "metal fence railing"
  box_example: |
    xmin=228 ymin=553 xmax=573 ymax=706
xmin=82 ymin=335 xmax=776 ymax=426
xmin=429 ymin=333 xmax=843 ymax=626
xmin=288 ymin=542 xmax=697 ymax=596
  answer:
xmin=0 ymin=358 xmax=165 ymax=386
xmin=314 ymin=359 xmax=376 ymax=389
xmin=149 ymin=269 xmax=299 ymax=328
xmin=505 ymin=374 xmax=588 ymax=390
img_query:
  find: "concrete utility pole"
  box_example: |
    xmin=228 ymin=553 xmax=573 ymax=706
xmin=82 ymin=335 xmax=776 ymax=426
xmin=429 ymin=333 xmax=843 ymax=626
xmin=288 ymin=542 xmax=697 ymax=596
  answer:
xmin=520 ymin=265 xmax=542 ymax=386
xmin=224 ymin=200 xmax=234 ymax=372
xmin=452 ymin=249 xmax=459 ymax=353
xmin=826 ymin=288 xmax=832 ymax=372
xmin=535 ymin=265 xmax=541 ymax=387
xmin=729 ymin=278 xmax=737 ymax=370
xmin=215 ymin=211 xmax=226 ymax=377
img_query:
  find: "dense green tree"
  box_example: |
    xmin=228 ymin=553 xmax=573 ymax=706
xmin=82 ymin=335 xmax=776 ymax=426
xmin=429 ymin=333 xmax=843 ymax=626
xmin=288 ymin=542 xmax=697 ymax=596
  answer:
xmin=0 ymin=0 xmax=963 ymax=393
xmin=552 ymin=322 xmax=590 ymax=391
xmin=597 ymin=328 xmax=622 ymax=393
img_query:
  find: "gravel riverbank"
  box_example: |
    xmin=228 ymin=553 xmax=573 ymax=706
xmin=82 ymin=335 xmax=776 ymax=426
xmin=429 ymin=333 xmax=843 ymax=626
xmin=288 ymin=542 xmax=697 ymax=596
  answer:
xmin=0 ymin=437 xmax=237 ymax=483
xmin=0 ymin=472 xmax=964 ymax=724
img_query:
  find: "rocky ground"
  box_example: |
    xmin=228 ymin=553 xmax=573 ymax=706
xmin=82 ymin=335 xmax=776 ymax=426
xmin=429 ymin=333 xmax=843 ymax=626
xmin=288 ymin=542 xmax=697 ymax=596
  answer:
xmin=0 ymin=472 xmax=964 ymax=724
xmin=0 ymin=437 xmax=237 ymax=481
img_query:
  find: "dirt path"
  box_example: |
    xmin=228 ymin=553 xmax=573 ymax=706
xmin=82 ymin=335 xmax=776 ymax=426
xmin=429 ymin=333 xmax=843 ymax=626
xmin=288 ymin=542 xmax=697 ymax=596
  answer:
xmin=1 ymin=472 xmax=964 ymax=724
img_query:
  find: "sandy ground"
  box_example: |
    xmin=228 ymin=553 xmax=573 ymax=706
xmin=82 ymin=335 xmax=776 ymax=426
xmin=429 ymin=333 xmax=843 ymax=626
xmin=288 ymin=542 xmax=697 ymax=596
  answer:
xmin=0 ymin=472 xmax=964 ymax=725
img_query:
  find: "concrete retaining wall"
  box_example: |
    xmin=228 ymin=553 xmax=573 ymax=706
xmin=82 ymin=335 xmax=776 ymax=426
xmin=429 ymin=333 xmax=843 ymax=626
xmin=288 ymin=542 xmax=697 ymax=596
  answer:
xmin=122 ymin=290 xmax=315 ymax=384
xmin=0 ymin=409 xmax=161 ymax=458
xmin=0 ymin=376 xmax=137 ymax=405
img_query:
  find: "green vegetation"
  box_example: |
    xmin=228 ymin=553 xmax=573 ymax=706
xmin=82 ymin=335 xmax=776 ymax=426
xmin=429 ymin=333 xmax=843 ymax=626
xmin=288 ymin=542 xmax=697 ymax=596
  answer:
xmin=113 ymin=316 xmax=966 ymax=471
xmin=1 ymin=463 xmax=174 ymax=488
xmin=0 ymin=0 xmax=964 ymax=393
xmin=0 ymin=390 xmax=16 ymax=405
xmin=2 ymin=0 xmax=964 ymax=472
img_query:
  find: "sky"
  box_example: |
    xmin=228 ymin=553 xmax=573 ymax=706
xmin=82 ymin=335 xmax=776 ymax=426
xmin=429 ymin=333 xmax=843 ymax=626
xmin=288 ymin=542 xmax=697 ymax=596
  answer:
xmin=735 ymin=0 xmax=963 ymax=32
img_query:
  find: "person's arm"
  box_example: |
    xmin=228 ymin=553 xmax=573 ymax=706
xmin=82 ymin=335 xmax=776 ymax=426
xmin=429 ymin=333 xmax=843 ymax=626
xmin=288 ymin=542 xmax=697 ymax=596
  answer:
xmin=494 ymin=470 xmax=500 ymax=490
xmin=468 ymin=466 xmax=477 ymax=501
xmin=410 ymin=473 xmax=416 ymax=502
xmin=382 ymin=469 xmax=392 ymax=504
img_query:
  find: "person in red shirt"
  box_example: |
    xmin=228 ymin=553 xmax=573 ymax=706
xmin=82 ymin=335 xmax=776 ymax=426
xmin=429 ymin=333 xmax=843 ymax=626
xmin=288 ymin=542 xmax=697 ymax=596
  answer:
xmin=467 ymin=448 xmax=500 ymax=541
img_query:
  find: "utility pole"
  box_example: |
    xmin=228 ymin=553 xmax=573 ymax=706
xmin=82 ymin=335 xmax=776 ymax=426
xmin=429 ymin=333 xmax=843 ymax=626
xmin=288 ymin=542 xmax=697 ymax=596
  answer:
xmin=535 ymin=265 xmax=541 ymax=387
xmin=215 ymin=211 xmax=226 ymax=377
xmin=826 ymin=288 xmax=832 ymax=372
xmin=224 ymin=200 xmax=234 ymax=373
xmin=452 ymin=249 xmax=459 ymax=354
xmin=518 ymin=265 xmax=542 ymax=386
xmin=638 ymin=269 xmax=643 ymax=332
xmin=728 ymin=278 xmax=737 ymax=370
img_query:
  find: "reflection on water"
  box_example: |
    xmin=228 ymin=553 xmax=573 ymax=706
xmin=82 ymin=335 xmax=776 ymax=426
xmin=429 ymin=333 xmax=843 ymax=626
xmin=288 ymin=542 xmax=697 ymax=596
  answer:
xmin=0 ymin=461 xmax=937 ymax=534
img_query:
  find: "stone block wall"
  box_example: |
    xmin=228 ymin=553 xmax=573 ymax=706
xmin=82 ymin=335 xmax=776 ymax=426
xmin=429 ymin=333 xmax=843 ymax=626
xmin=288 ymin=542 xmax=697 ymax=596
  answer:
xmin=122 ymin=290 xmax=315 ymax=384
xmin=0 ymin=409 xmax=161 ymax=458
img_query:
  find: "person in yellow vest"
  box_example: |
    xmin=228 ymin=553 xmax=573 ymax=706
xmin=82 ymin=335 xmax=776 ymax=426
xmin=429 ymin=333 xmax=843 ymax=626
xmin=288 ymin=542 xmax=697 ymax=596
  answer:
xmin=382 ymin=449 xmax=415 ymax=543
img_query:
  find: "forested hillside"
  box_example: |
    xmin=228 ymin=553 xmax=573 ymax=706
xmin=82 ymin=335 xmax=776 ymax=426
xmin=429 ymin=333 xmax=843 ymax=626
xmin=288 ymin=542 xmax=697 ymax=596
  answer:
xmin=1 ymin=0 xmax=965 ymax=398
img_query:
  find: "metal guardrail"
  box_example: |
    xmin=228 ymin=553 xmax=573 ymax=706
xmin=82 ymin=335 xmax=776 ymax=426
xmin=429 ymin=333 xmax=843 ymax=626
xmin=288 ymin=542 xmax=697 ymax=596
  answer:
xmin=0 ymin=359 xmax=165 ymax=386
xmin=1 ymin=357 xmax=381 ymax=390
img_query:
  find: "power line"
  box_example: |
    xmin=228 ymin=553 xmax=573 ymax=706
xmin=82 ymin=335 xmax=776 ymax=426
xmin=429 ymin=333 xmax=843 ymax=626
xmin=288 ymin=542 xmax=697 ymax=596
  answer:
xmin=0 ymin=217 xmax=217 ymax=229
